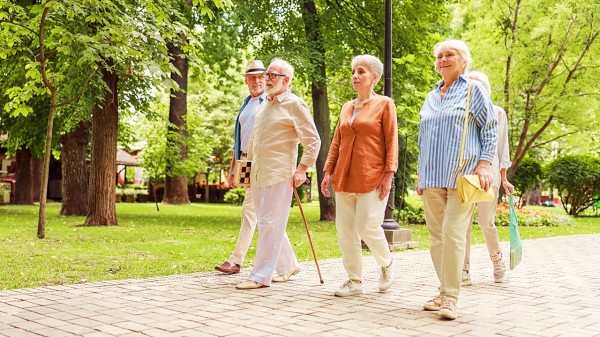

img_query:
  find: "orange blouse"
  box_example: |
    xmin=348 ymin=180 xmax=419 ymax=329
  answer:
xmin=324 ymin=94 xmax=398 ymax=193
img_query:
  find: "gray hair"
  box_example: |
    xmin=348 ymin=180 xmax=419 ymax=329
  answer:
xmin=269 ymin=58 xmax=294 ymax=82
xmin=467 ymin=71 xmax=491 ymax=97
xmin=433 ymin=39 xmax=472 ymax=74
xmin=351 ymin=54 xmax=383 ymax=84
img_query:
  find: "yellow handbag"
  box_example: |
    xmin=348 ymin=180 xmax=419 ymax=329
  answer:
xmin=456 ymin=83 xmax=495 ymax=204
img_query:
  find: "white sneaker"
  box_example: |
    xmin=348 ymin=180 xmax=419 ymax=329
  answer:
xmin=334 ymin=280 xmax=363 ymax=297
xmin=492 ymin=253 xmax=506 ymax=283
xmin=379 ymin=258 xmax=395 ymax=292
xmin=461 ymin=270 xmax=472 ymax=286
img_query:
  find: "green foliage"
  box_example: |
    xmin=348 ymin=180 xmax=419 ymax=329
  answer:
xmin=454 ymin=0 xmax=600 ymax=175
xmin=511 ymin=157 xmax=543 ymax=196
xmin=223 ymin=187 xmax=245 ymax=205
xmin=545 ymin=155 xmax=600 ymax=216
xmin=395 ymin=204 xmax=426 ymax=225
xmin=493 ymin=203 xmax=572 ymax=227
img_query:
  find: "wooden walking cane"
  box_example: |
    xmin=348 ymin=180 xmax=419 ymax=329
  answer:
xmin=293 ymin=187 xmax=324 ymax=284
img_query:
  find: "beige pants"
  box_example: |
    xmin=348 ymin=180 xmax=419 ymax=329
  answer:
xmin=423 ymin=188 xmax=475 ymax=301
xmin=228 ymin=187 xmax=257 ymax=266
xmin=335 ymin=190 xmax=392 ymax=281
xmin=229 ymin=153 xmax=258 ymax=266
xmin=464 ymin=186 xmax=502 ymax=271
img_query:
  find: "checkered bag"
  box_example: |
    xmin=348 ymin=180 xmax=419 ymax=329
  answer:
xmin=234 ymin=160 xmax=251 ymax=187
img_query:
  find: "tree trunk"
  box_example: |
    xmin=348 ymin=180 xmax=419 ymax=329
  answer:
xmin=84 ymin=61 xmax=118 ymax=226
xmin=163 ymin=37 xmax=190 ymax=204
xmin=60 ymin=121 xmax=90 ymax=216
xmin=301 ymin=0 xmax=335 ymax=221
xmin=14 ymin=149 xmax=34 ymax=205
xmin=31 ymin=157 xmax=43 ymax=203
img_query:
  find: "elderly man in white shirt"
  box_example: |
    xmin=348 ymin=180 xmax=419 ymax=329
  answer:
xmin=236 ymin=58 xmax=321 ymax=289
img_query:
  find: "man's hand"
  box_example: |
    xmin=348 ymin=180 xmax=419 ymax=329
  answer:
xmin=228 ymin=174 xmax=237 ymax=188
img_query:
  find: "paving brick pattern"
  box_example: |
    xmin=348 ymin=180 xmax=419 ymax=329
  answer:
xmin=1 ymin=234 xmax=599 ymax=336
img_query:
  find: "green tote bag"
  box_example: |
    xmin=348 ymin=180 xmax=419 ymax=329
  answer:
xmin=509 ymin=194 xmax=522 ymax=270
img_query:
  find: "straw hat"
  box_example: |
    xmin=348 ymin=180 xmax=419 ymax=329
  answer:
xmin=244 ymin=60 xmax=266 ymax=75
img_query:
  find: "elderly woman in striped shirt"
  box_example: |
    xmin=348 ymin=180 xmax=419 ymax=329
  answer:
xmin=416 ymin=40 xmax=497 ymax=320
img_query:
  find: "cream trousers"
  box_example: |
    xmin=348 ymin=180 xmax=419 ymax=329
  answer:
xmin=464 ymin=186 xmax=502 ymax=271
xmin=422 ymin=188 xmax=475 ymax=301
xmin=249 ymin=180 xmax=298 ymax=286
xmin=228 ymin=187 xmax=257 ymax=266
xmin=335 ymin=190 xmax=392 ymax=281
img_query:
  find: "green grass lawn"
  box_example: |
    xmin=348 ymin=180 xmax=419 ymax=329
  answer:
xmin=1 ymin=201 xmax=598 ymax=290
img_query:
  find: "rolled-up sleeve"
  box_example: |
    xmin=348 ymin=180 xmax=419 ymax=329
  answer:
xmin=495 ymin=106 xmax=512 ymax=169
xmin=293 ymin=101 xmax=321 ymax=168
xmin=471 ymin=83 xmax=497 ymax=164
xmin=383 ymin=99 xmax=398 ymax=172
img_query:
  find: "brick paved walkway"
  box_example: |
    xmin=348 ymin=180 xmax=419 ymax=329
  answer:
xmin=1 ymin=234 xmax=599 ymax=337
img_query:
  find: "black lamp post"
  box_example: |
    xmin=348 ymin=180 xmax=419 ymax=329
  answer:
xmin=381 ymin=0 xmax=400 ymax=231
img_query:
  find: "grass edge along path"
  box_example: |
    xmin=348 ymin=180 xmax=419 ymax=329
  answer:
xmin=1 ymin=202 xmax=598 ymax=290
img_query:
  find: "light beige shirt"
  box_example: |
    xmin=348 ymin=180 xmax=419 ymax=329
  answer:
xmin=492 ymin=105 xmax=512 ymax=187
xmin=248 ymin=89 xmax=321 ymax=188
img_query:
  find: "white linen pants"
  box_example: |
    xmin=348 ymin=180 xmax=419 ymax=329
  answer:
xmin=422 ymin=188 xmax=475 ymax=301
xmin=228 ymin=187 xmax=257 ymax=266
xmin=335 ymin=190 xmax=392 ymax=281
xmin=464 ymin=186 xmax=502 ymax=271
xmin=249 ymin=180 xmax=298 ymax=286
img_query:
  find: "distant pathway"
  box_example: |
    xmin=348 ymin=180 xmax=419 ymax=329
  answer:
xmin=1 ymin=234 xmax=599 ymax=336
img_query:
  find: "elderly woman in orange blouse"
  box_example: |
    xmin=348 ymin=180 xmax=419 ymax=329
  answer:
xmin=321 ymin=54 xmax=398 ymax=297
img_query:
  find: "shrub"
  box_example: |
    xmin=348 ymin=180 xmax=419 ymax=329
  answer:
xmin=395 ymin=204 xmax=426 ymax=225
xmin=494 ymin=203 xmax=572 ymax=227
xmin=511 ymin=157 xmax=542 ymax=196
xmin=224 ymin=188 xmax=246 ymax=205
xmin=545 ymin=155 xmax=600 ymax=216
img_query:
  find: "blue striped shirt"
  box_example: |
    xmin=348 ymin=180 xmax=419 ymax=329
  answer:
xmin=418 ymin=75 xmax=497 ymax=189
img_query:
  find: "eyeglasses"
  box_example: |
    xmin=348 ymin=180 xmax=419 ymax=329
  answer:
xmin=264 ymin=72 xmax=286 ymax=80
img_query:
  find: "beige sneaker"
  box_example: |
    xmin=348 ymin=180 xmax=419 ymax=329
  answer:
xmin=438 ymin=297 xmax=458 ymax=320
xmin=423 ymin=295 xmax=442 ymax=311
xmin=378 ymin=259 xmax=395 ymax=292
xmin=461 ymin=270 xmax=472 ymax=286
xmin=492 ymin=253 xmax=506 ymax=283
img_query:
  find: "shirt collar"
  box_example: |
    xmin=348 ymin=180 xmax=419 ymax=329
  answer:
xmin=268 ymin=88 xmax=291 ymax=102
xmin=435 ymin=74 xmax=468 ymax=90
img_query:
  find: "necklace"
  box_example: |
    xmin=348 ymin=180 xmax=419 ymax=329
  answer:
xmin=353 ymin=97 xmax=371 ymax=109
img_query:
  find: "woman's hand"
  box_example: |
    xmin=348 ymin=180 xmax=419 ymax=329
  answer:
xmin=377 ymin=172 xmax=394 ymax=201
xmin=320 ymin=172 xmax=332 ymax=198
xmin=502 ymin=179 xmax=515 ymax=196
xmin=416 ymin=175 xmax=423 ymax=196
xmin=473 ymin=160 xmax=493 ymax=192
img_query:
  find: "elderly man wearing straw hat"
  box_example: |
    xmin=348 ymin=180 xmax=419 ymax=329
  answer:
xmin=215 ymin=60 xmax=267 ymax=275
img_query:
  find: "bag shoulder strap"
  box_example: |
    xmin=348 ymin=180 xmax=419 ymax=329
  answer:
xmin=458 ymin=82 xmax=472 ymax=171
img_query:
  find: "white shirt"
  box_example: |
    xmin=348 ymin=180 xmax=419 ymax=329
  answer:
xmin=239 ymin=97 xmax=261 ymax=153
xmin=492 ymin=105 xmax=512 ymax=187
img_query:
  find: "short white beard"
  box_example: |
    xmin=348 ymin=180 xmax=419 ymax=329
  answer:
xmin=266 ymin=80 xmax=283 ymax=95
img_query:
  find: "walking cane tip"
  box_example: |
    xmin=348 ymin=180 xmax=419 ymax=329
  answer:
xmin=320 ymin=280 xmax=324 ymax=284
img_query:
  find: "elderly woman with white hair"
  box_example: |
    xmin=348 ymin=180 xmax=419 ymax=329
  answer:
xmin=416 ymin=40 xmax=497 ymax=319
xmin=321 ymin=54 xmax=398 ymax=297
xmin=461 ymin=71 xmax=515 ymax=286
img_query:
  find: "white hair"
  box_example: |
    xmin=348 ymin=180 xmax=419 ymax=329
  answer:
xmin=467 ymin=71 xmax=491 ymax=97
xmin=433 ymin=39 xmax=472 ymax=73
xmin=351 ymin=54 xmax=383 ymax=84
xmin=269 ymin=58 xmax=294 ymax=82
